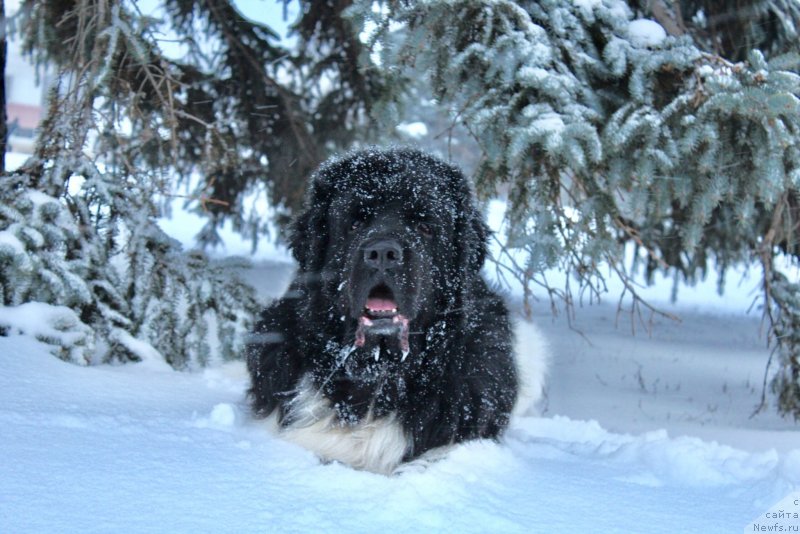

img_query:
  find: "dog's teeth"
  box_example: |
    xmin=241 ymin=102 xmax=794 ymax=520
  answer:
xmin=372 ymin=346 xmax=380 ymax=362
xmin=401 ymin=349 xmax=410 ymax=362
xmin=391 ymin=308 xmax=397 ymax=313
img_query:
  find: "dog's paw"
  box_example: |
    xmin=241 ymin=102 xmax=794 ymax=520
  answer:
xmin=392 ymin=459 xmax=430 ymax=476
xmin=392 ymin=445 xmax=454 ymax=476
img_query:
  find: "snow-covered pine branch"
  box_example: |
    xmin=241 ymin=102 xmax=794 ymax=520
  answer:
xmin=354 ymin=0 xmax=800 ymax=418
xmin=1 ymin=0 xmax=259 ymax=368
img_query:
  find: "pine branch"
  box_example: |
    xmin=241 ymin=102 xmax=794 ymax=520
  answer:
xmin=648 ymin=0 xmax=686 ymax=37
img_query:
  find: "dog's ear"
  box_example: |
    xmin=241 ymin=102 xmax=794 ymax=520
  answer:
xmin=443 ymin=161 xmax=489 ymax=274
xmin=288 ymin=208 xmax=312 ymax=270
xmin=460 ymin=201 xmax=490 ymax=273
xmin=288 ymin=180 xmax=331 ymax=273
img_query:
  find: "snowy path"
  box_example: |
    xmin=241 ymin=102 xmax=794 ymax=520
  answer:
xmin=2 ymin=311 xmax=798 ymax=532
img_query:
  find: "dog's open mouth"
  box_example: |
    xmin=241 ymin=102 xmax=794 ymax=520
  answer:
xmin=355 ymin=283 xmax=410 ymax=356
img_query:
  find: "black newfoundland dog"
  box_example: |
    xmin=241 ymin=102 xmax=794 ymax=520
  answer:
xmin=246 ymin=147 xmax=539 ymax=474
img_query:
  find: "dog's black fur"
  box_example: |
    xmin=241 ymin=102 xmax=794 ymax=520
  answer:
xmin=246 ymin=147 xmax=517 ymax=467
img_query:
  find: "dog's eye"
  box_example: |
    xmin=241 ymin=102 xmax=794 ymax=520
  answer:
xmin=417 ymin=222 xmax=433 ymax=237
xmin=350 ymin=220 xmax=362 ymax=232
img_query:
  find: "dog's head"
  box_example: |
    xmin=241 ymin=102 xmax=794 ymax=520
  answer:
xmin=289 ymin=148 xmax=489 ymax=355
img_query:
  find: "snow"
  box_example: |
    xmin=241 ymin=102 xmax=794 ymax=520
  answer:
xmin=572 ymin=0 xmax=601 ymax=14
xmin=1 ymin=312 xmax=799 ymax=532
xmin=6 ymin=151 xmax=30 ymax=171
xmin=396 ymin=121 xmax=429 ymax=139
xmin=745 ymin=491 xmax=800 ymax=531
xmin=25 ymin=190 xmax=60 ymax=208
xmin=628 ymin=19 xmax=667 ymax=48
xmin=3 ymin=158 xmax=800 ymax=532
xmin=0 ymin=230 xmax=25 ymax=255
xmin=2 ymin=252 xmax=800 ymax=531
xmin=0 ymin=302 xmax=94 ymax=364
xmin=531 ymin=112 xmax=566 ymax=141
xmin=572 ymin=0 xmax=600 ymax=8
xmin=108 ymin=328 xmax=171 ymax=372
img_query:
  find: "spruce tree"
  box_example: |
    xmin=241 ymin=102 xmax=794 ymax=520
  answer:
xmin=1 ymin=1 xmax=267 ymax=367
xmin=351 ymin=0 xmax=800 ymax=418
xmin=1 ymin=0 xmax=385 ymax=367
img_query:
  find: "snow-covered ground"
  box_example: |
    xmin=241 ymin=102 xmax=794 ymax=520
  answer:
xmin=2 ymin=256 xmax=800 ymax=532
xmin=3 ymin=153 xmax=800 ymax=532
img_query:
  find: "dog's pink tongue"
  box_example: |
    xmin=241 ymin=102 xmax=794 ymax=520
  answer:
xmin=366 ymin=298 xmax=396 ymax=311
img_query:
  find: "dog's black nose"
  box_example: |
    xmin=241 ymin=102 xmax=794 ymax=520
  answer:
xmin=364 ymin=239 xmax=403 ymax=271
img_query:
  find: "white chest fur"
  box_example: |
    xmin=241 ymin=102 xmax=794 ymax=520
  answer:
xmin=270 ymin=374 xmax=410 ymax=475
xmin=263 ymin=320 xmax=549 ymax=474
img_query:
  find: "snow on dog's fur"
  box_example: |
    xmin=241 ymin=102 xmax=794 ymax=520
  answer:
xmin=246 ymin=148 xmax=547 ymax=474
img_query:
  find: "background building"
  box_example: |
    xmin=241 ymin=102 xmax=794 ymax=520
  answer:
xmin=6 ymin=35 xmax=47 ymax=154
